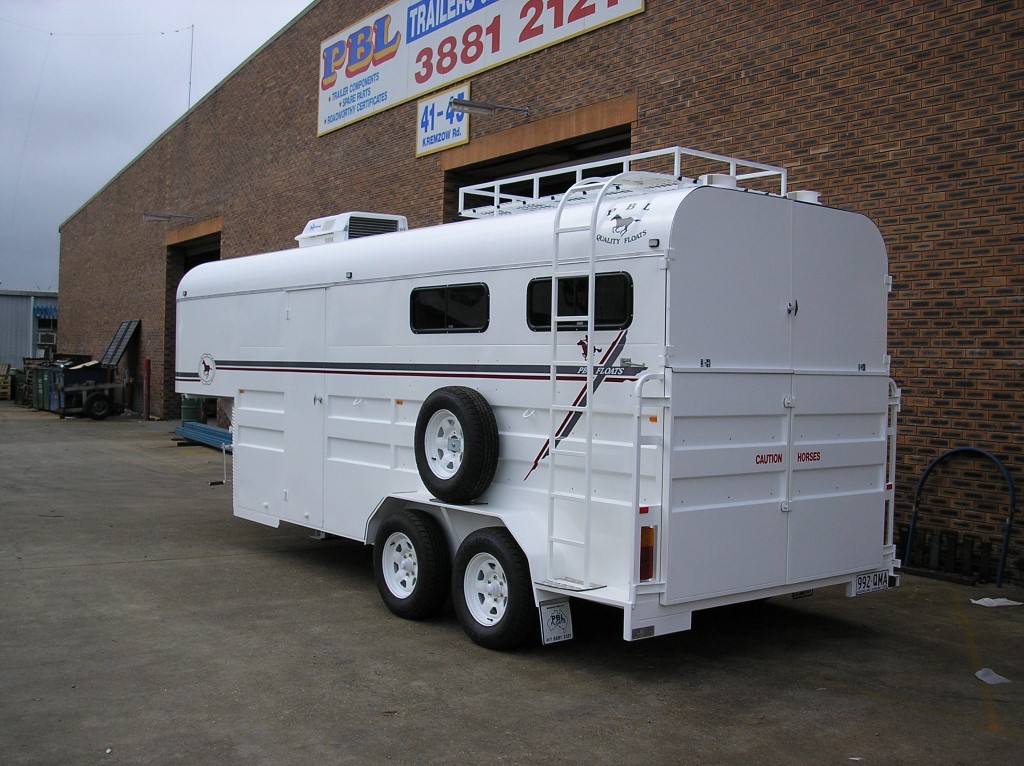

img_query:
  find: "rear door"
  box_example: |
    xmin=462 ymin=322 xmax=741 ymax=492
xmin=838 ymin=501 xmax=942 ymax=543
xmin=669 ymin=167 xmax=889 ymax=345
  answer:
xmin=662 ymin=188 xmax=794 ymax=603
xmin=785 ymin=203 xmax=890 ymax=580
xmin=662 ymin=192 xmax=890 ymax=602
xmin=664 ymin=371 xmax=792 ymax=602
xmin=785 ymin=375 xmax=889 ymax=581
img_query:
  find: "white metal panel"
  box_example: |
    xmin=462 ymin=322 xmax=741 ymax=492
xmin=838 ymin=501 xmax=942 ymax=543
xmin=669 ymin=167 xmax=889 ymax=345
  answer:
xmin=0 ymin=293 xmax=33 ymax=368
xmin=661 ymin=189 xmax=893 ymax=605
xmin=664 ymin=372 xmax=791 ymax=602
xmin=238 ymin=291 xmax=287 ymax=352
xmin=786 ymin=374 xmax=890 ymax=581
xmin=175 ymin=294 xmax=239 ymax=398
xmin=791 ymin=204 xmax=889 ymax=372
xmin=279 ymin=289 xmax=326 ymax=529
xmin=232 ymin=288 xmax=327 ymax=529
xmin=0 ymin=292 xmax=57 ymax=369
xmin=323 ymin=278 xmax=463 ymax=540
xmin=234 ymin=388 xmax=286 ymax=525
xmin=668 ymin=187 xmax=793 ymax=371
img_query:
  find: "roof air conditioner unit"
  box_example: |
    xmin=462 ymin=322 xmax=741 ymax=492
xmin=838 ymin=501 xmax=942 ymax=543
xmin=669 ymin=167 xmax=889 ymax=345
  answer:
xmin=295 ymin=212 xmax=408 ymax=248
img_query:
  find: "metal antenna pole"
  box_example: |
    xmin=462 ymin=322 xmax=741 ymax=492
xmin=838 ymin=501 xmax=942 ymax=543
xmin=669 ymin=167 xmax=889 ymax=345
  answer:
xmin=188 ymin=24 xmax=194 ymax=109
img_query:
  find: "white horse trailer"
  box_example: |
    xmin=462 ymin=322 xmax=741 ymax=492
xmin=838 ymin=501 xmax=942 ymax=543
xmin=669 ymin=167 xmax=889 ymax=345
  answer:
xmin=176 ymin=147 xmax=901 ymax=649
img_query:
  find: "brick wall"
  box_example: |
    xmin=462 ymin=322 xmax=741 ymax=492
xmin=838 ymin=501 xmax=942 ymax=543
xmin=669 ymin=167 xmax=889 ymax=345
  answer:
xmin=59 ymin=0 xmax=1022 ymax=571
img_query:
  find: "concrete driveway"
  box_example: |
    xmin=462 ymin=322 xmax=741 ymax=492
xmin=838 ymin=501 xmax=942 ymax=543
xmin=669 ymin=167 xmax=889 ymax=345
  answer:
xmin=1 ymin=401 xmax=1022 ymax=765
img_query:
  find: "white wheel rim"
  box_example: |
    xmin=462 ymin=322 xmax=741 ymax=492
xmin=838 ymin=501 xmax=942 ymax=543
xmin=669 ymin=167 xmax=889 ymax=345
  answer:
xmin=463 ymin=551 xmax=509 ymax=626
xmin=381 ymin=532 xmax=418 ymax=600
xmin=424 ymin=408 xmax=464 ymax=480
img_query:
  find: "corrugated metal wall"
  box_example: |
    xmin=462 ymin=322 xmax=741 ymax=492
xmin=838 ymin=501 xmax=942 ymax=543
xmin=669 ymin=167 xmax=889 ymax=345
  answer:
xmin=0 ymin=292 xmax=57 ymax=369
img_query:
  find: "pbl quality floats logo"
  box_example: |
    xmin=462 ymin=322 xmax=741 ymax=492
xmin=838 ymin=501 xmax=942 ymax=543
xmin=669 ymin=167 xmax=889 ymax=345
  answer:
xmin=596 ymin=201 xmax=651 ymax=245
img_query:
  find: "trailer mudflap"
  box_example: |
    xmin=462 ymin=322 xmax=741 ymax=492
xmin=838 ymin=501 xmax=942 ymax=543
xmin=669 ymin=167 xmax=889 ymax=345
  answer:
xmin=539 ymin=598 xmax=574 ymax=644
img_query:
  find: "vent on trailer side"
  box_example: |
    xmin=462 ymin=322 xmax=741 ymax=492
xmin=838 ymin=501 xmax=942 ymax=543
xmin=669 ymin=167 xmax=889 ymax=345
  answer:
xmin=294 ymin=212 xmax=408 ymax=247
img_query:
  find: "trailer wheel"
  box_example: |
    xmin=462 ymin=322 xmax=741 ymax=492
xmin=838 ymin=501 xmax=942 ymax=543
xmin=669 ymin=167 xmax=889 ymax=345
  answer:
xmin=415 ymin=387 xmax=498 ymax=504
xmin=373 ymin=510 xmax=450 ymax=620
xmin=453 ymin=528 xmax=537 ymax=650
xmin=85 ymin=394 xmax=111 ymax=420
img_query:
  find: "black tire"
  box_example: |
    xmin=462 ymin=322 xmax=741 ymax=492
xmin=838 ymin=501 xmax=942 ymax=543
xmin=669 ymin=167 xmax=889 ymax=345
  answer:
xmin=85 ymin=394 xmax=111 ymax=420
xmin=373 ymin=510 xmax=450 ymax=620
xmin=452 ymin=527 xmax=537 ymax=650
xmin=414 ymin=387 xmax=498 ymax=504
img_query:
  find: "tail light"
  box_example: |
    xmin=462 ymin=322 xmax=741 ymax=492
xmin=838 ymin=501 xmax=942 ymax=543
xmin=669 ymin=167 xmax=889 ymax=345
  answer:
xmin=640 ymin=526 xmax=656 ymax=581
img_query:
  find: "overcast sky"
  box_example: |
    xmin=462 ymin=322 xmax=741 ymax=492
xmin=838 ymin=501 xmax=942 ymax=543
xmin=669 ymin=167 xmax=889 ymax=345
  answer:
xmin=0 ymin=0 xmax=313 ymax=292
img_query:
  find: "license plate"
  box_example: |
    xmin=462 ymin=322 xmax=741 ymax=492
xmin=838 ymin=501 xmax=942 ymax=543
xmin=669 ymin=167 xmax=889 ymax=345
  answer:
xmin=855 ymin=570 xmax=890 ymax=595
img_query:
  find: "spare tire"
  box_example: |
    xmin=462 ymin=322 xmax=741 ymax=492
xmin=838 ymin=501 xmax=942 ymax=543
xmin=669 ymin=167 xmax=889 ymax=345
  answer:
xmin=414 ymin=387 xmax=498 ymax=504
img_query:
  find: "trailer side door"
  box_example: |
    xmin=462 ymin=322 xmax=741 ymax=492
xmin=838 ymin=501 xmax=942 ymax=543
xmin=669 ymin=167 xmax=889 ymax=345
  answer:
xmin=234 ymin=288 xmax=326 ymax=529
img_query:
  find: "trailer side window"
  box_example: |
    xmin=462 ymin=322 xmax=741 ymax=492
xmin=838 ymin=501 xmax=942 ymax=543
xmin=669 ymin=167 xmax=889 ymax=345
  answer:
xmin=411 ymin=283 xmax=489 ymax=333
xmin=527 ymin=272 xmax=633 ymax=331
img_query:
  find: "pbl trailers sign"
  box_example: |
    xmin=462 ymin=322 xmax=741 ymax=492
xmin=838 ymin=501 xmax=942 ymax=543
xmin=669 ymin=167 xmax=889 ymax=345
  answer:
xmin=318 ymin=0 xmax=644 ymax=135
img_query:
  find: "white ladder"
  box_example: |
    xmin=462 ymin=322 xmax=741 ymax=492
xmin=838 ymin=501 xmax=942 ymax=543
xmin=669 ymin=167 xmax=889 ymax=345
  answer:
xmin=543 ymin=171 xmax=679 ymax=589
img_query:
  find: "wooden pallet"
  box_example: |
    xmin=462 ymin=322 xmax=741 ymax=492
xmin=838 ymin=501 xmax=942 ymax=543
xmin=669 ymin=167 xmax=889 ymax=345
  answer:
xmin=0 ymin=376 xmax=11 ymax=399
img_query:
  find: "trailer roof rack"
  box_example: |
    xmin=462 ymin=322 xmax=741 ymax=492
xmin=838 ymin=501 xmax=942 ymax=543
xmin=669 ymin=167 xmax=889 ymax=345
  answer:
xmin=459 ymin=146 xmax=787 ymax=218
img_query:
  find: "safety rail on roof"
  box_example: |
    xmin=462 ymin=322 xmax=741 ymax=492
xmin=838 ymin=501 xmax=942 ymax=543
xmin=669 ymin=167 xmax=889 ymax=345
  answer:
xmin=458 ymin=146 xmax=787 ymax=218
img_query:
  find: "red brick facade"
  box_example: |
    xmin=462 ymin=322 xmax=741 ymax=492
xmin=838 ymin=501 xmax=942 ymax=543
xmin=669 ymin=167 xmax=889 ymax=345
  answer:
xmin=59 ymin=1 xmax=1022 ymax=573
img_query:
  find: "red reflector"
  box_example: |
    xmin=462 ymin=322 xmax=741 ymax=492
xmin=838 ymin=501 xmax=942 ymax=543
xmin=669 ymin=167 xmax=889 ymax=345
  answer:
xmin=639 ymin=506 xmax=649 ymax=514
xmin=886 ymin=483 xmax=894 ymax=491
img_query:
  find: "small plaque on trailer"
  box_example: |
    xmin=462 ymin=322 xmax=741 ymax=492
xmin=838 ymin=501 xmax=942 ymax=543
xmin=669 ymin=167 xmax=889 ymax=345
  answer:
xmin=854 ymin=570 xmax=890 ymax=595
xmin=539 ymin=598 xmax=574 ymax=644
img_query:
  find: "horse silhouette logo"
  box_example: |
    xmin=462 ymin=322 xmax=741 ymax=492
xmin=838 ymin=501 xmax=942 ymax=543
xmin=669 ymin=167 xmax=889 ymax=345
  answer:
xmin=199 ymin=354 xmax=216 ymax=385
xmin=577 ymin=335 xmax=602 ymax=360
xmin=610 ymin=213 xmax=640 ymax=235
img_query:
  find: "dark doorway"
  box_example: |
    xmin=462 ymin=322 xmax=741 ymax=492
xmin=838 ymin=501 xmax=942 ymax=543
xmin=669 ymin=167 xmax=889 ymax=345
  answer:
xmin=164 ymin=232 xmax=221 ymax=419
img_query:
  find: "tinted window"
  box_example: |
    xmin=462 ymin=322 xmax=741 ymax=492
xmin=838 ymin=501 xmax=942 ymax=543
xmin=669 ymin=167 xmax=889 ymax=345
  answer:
xmin=411 ymin=283 xmax=489 ymax=333
xmin=527 ymin=272 xmax=633 ymax=331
